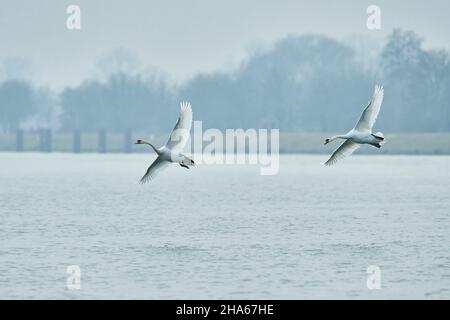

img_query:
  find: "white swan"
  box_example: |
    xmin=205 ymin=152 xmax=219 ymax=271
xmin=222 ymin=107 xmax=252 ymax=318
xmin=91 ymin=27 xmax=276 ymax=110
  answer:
xmin=324 ymin=85 xmax=385 ymax=166
xmin=135 ymin=101 xmax=194 ymax=183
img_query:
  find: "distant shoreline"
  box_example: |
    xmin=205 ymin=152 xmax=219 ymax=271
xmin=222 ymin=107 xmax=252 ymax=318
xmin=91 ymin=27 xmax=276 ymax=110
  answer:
xmin=1 ymin=132 xmax=450 ymax=155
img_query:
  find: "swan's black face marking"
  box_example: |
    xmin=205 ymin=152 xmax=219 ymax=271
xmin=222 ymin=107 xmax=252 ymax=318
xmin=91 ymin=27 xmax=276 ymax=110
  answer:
xmin=135 ymin=139 xmax=143 ymax=144
xmin=324 ymin=138 xmax=330 ymax=145
xmin=180 ymin=164 xmax=189 ymax=169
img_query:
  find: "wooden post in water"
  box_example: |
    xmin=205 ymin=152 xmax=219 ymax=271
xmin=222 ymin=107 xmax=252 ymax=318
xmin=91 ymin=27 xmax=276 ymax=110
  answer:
xmin=124 ymin=128 xmax=132 ymax=153
xmin=38 ymin=130 xmax=44 ymax=152
xmin=39 ymin=129 xmax=52 ymax=152
xmin=98 ymin=129 xmax=107 ymax=153
xmin=16 ymin=129 xmax=24 ymax=152
xmin=73 ymin=128 xmax=81 ymax=153
xmin=46 ymin=129 xmax=52 ymax=152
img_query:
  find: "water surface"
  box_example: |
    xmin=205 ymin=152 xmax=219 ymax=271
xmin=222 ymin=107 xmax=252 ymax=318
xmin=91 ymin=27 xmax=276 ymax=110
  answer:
xmin=1 ymin=153 xmax=449 ymax=299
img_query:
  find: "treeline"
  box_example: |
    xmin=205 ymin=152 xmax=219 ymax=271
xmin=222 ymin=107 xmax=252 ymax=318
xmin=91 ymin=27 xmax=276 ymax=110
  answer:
xmin=0 ymin=81 xmax=56 ymax=133
xmin=1 ymin=29 xmax=450 ymax=133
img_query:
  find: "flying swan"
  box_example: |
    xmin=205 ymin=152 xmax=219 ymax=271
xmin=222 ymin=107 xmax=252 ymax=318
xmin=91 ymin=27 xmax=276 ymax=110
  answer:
xmin=324 ymin=85 xmax=385 ymax=166
xmin=135 ymin=101 xmax=195 ymax=183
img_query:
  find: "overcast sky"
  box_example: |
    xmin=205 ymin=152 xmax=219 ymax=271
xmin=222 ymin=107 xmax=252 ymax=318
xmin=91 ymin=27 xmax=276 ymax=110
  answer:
xmin=1 ymin=0 xmax=449 ymax=88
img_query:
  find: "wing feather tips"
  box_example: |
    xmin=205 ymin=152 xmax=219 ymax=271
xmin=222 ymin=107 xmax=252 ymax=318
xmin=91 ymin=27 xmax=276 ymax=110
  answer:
xmin=139 ymin=174 xmax=153 ymax=184
xmin=324 ymin=152 xmax=342 ymax=166
xmin=374 ymin=85 xmax=384 ymax=99
xmin=139 ymin=170 xmax=159 ymax=184
xmin=139 ymin=172 xmax=153 ymax=184
xmin=323 ymin=156 xmax=339 ymax=166
xmin=179 ymin=101 xmax=193 ymax=123
xmin=180 ymin=101 xmax=192 ymax=113
xmin=323 ymin=159 xmax=333 ymax=166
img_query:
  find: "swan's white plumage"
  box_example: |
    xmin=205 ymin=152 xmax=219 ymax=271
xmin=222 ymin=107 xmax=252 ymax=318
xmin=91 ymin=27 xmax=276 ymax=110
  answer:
xmin=324 ymin=85 xmax=385 ymax=166
xmin=137 ymin=101 xmax=194 ymax=183
xmin=325 ymin=140 xmax=360 ymax=166
xmin=166 ymin=101 xmax=193 ymax=151
xmin=139 ymin=156 xmax=170 ymax=183
xmin=355 ymin=85 xmax=384 ymax=132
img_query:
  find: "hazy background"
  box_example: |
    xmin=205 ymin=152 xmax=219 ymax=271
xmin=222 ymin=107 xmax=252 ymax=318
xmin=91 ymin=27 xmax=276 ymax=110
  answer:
xmin=2 ymin=1 xmax=450 ymax=299
xmin=1 ymin=0 xmax=450 ymax=134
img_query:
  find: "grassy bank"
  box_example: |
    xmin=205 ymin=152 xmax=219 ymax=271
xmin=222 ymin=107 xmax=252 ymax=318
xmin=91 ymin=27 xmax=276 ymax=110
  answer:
xmin=1 ymin=132 xmax=450 ymax=154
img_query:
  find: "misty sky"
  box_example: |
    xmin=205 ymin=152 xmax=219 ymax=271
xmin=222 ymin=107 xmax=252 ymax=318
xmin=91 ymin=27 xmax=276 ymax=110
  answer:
xmin=1 ymin=0 xmax=449 ymax=88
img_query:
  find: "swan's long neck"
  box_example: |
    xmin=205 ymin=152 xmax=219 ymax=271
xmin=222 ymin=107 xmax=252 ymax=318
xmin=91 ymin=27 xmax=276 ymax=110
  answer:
xmin=142 ymin=140 xmax=161 ymax=155
xmin=329 ymin=134 xmax=349 ymax=142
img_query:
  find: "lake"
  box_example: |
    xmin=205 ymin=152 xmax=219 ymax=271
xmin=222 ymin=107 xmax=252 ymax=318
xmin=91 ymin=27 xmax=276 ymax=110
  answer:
xmin=1 ymin=153 xmax=449 ymax=299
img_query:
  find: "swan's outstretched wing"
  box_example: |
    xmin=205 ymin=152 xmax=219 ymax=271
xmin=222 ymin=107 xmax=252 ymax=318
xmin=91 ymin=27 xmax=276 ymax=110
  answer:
xmin=355 ymin=85 xmax=384 ymax=132
xmin=324 ymin=140 xmax=360 ymax=166
xmin=165 ymin=101 xmax=193 ymax=150
xmin=139 ymin=156 xmax=170 ymax=183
